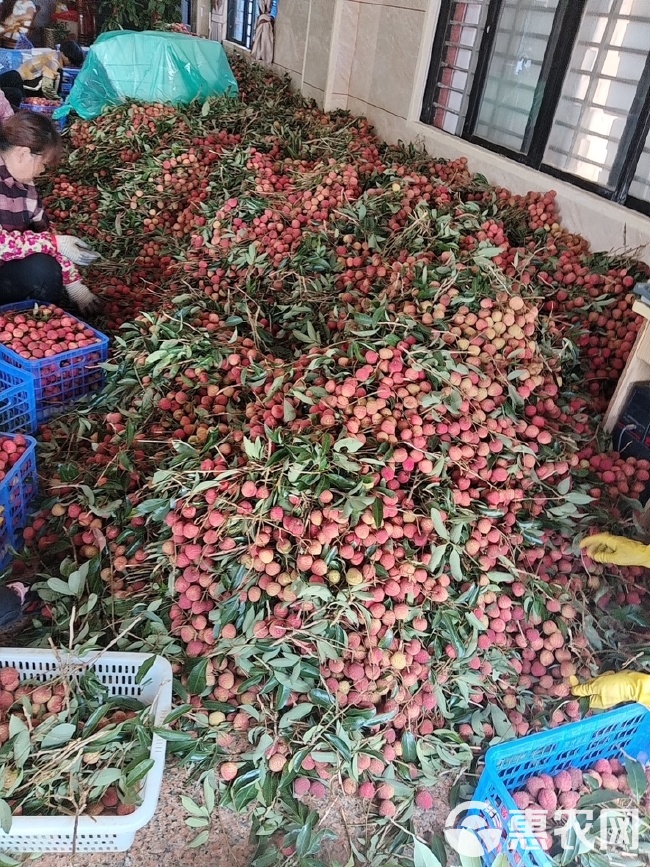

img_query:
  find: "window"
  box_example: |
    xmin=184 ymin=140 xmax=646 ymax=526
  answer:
xmin=227 ymin=0 xmax=258 ymax=48
xmin=421 ymin=0 xmax=650 ymax=216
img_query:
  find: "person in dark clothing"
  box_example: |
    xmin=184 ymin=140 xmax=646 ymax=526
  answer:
xmin=0 ymin=69 xmax=24 ymax=112
xmin=59 ymin=38 xmax=82 ymax=67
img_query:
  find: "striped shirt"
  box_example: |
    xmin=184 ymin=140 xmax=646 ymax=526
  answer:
xmin=0 ymin=155 xmax=80 ymax=287
xmin=0 ymin=155 xmax=49 ymax=232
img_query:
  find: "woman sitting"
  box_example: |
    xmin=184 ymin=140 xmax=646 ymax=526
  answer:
xmin=0 ymin=0 xmax=36 ymax=49
xmin=0 ymin=111 xmax=99 ymax=311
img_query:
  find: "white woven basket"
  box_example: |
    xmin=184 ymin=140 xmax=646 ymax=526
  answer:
xmin=0 ymin=648 xmax=172 ymax=853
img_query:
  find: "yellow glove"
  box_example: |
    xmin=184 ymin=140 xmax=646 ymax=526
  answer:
xmin=579 ymin=533 xmax=650 ymax=567
xmin=570 ymin=672 xmax=650 ymax=709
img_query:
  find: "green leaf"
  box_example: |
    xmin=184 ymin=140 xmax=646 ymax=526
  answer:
xmin=475 ymin=245 xmax=504 ymax=258
xmin=41 ymin=723 xmax=77 ymax=749
xmin=125 ymin=758 xmax=155 ymax=788
xmin=67 ymin=561 xmax=89 ymax=596
xmin=372 ymin=498 xmax=384 ymax=529
xmin=578 ymin=788 xmax=620 ymax=808
xmin=429 ymin=544 xmax=448 ymax=573
xmin=203 ymin=775 xmax=216 ymax=814
xmin=430 ymin=834 xmax=448 ymax=867
xmin=230 ymin=769 xmax=260 ymax=811
xmin=87 ymin=768 xmax=122 ymax=790
xmin=135 ymin=655 xmax=157 ymax=685
xmin=181 ymin=795 xmax=208 ymax=819
xmin=449 ymin=549 xmax=463 ymax=582
xmin=187 ymin=658 xmax=209 ymax=696
xmin=84 ymin=703 xmax=111 ymax=735
xmin=401 ymin=731 xmax=417 ymax=763
xmin=334 ymin=437 xmax=363 ymax=453
xmin=279 ymin=703 xmax=314 ymax=728
xmin=430 ymin=508 xmax=448 ymax=540
xmin=283 ymin=399 xmax=296 ymax=423
xmin=308 ymin=689 xmax=336 ymax=709
xmin=565 ymin=491 xmax=593 ymax=505
xmin=0 ymin=799 xmax=11 ymax=834
xmin=46 ymin=576 xmax=76 ymax=596
xmin=186 ymin=817 xmax=210 ymax=828
xmin=414 ymin=839 xmax=443 ymax=867
xmin=8 ymin=715 xmax=27 ymax=739
xmin=188 ymin=829 xmax=210 ymax=848
xmin=12 ymin=729 xmax=30 ymax=769
xmin=624 ymin=756 xmax=647 ymax=801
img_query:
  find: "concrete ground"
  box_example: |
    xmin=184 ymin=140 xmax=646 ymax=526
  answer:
xmin=29 ymin=763 xmax=453 ymax=867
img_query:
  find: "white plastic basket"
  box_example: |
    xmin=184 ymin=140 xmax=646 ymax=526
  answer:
xmin=0 ymin=649 xmax=172 ymax=853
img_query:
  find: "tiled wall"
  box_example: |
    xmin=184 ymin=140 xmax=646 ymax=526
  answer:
xmin=273 ymin=0 xmax=335 ymax=102
xmin=267 ymin=0 xmax=650 ymax=261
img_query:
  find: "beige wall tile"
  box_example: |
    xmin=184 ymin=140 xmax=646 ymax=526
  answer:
xmin=304 ymin=0 xmax=336 ymax=90
xmin=347 ymin=3 xmax=381 ymax=105
xmin=348 ymin=4 xmax=425 ymax=119
xmin=329 ymin=1 xmax=360 ymax=97
xmin=356 ymin=0 xmax=429 ymax=10
xmin=273 ymin=65 xmax=305 ymax=93
xmin=274 ymin=0 xmax=310 ymax=75
xmin=301 ymin=82 xmax=326 ymax=105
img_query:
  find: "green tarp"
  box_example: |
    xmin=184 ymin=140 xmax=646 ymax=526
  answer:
xmin=54 ymin=30 xmax=238 ymax=121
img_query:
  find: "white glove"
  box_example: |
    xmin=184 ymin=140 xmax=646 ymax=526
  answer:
xmin=55 ymin=236 xmax=100 ymax=267
xmin=65 ymin=280 xmax=100 ymax=314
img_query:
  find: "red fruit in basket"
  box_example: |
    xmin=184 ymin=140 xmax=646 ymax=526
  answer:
xmin=559 ymin=791 xmax=580 ymax=810
xmin=512 ymin=791 xmax=531 ymax=809
xmin=553 ymin=770 xmax=572 ymax=793
xmin=568 ymin=767 xmax=583 ymax=788
xmin=593 ymin=759 xmax=611 ymax=774
xmin=609 ymin=758 xmax=624 ymax=774
xmin=601 ymin=773 xmax=619 ymax=790
xmin=525 ymin=777 xmax=545 ymax=797
xmin=101 ymin=787 xmax=119 ymax=807
xmin=537 ymin=789 xmax=557 ymax=812
xmin=0 ymin=667 xmax=19 ymax=690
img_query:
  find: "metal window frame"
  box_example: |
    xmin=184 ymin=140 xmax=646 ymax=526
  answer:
xmin=421 ymin=0 xmax=650 ymax=216
xmin=420 ymin=0 xmax=454 ymax=126
xmin=227 ymin=0 xmax=258 ymax=49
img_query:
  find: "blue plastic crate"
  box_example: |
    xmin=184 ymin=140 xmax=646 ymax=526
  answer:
xmin=0 ymin=360 xmax=36 ymax=434
xmin=472 ymin=704 xmax=650 ymax=866
xmin=0 ymin=433 xmax=37 ymax=571
xmin=19 ymin=101 xmax=66 ymax=132
xmin=0 ymin=48 xmax=24 ymax=74
xmin=0 ymin=302 xmax=109 ymax=423
xmin=60 ymin=67 xmax=80 ymax=96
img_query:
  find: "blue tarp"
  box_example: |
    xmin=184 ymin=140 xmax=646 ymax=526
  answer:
xmin=54 ymin=30 xmax=238 ymax=121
